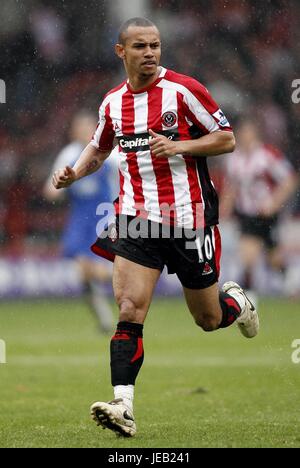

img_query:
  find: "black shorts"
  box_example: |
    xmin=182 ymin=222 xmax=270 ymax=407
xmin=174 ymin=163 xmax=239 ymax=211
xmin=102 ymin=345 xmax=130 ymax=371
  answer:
xmin=91 ymin=215 xmax=221 ymax=289
xmin=237 ymin=214 xmax=278 ymax=249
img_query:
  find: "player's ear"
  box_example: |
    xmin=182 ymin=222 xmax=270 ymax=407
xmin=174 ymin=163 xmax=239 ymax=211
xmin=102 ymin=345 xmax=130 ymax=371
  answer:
xmin=115 ymin=43 xmax=125 ymax=60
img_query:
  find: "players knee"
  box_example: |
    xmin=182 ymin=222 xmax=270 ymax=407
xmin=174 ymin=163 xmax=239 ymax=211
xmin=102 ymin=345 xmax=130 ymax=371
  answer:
xmin=116 ymin=297 xmax=138 ymax=322
xmin=194 ymin=314 xmax=220 ymax=332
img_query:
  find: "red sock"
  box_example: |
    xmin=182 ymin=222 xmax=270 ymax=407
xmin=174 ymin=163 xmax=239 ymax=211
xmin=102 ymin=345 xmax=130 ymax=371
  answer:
xmin=218 ymin=292 xmax=241 ymax=328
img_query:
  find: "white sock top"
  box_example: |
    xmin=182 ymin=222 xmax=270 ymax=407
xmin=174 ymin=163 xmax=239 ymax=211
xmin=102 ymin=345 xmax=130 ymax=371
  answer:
xmin=114 ymin=385 xmax=134 ymax=412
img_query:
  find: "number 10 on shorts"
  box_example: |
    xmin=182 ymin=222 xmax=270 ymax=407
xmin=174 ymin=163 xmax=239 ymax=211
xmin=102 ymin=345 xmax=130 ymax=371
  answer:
xmin=195 ymin=234 xmax=213 ymax=263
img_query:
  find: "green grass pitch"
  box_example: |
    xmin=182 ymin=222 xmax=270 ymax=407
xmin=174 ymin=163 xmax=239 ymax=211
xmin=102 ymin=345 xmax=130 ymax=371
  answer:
xmin=0 ymin=296 xmax=300 ymax=448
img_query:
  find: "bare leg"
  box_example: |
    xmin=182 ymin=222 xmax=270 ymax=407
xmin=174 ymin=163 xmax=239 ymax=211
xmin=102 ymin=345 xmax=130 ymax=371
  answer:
xmin=75 ymin=256 xmax=113 ymax=332
xmin=77 ymin=256 xmax=112 ymax=282
xmin=183 ymin=283 xmax=222 ymax=331
xmin=239 ymin=235 xmax=263 ymax=289
xmin=113 ymin=256 xmax=161 ymax=324
xmin=267 ymin=246 xmax=285 ymax=272
xmin=102 ymin=256 xmax=162 ymax=420
xmin=90 ymin=257 xmax=161 ymax=436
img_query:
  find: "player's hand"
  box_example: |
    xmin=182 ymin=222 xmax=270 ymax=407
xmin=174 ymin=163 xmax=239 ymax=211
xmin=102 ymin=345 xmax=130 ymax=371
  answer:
xmin=149 ymin=129 xmax=178 ymax=158
xmin=52 ymin=166 xmax=77 ymax=189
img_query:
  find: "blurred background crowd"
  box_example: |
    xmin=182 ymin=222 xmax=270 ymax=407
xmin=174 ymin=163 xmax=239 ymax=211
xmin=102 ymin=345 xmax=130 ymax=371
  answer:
xmin=0 ymin=0 xmax=299 ymax=297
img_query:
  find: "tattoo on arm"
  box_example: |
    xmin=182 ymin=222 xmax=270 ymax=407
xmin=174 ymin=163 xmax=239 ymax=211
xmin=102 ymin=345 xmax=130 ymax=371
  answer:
xmin=86 ymin=159 xmax=100 ymax=174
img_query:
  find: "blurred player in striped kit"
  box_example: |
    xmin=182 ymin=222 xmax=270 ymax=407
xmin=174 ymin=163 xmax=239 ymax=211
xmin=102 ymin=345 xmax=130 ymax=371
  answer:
xmin=221 ymin=120 xmax=298 ymax=300
xmin=44 ymin=111 xmax=118 ymax=333
xmin=52 ymin=18 xmax=260 ymax=437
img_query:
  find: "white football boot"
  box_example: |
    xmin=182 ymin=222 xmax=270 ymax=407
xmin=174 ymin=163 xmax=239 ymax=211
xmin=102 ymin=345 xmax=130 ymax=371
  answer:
xmin=90 ymin=398 xmax=136 ymax=437
xmin=222 ymin=281 xmax=259 ymax=338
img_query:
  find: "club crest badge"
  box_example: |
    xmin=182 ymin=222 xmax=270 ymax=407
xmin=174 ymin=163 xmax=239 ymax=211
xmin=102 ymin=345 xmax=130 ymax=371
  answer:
xmin=162 ymin=111 xmax=177 ymax=128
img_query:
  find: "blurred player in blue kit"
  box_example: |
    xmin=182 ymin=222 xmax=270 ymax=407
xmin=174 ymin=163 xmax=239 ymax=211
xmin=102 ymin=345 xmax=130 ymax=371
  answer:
xmin=44 ymin=111 xmax=118 ymax=333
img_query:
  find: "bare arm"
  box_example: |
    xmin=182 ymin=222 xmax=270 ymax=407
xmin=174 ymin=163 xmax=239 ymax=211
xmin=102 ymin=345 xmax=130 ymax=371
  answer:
xmin=149 ymin=129 xmax=235 ymax=158
xmin=52 ymin=143 xmax=111 ymax=189
xmin=43 ymin=179 xmax=64 ymax=201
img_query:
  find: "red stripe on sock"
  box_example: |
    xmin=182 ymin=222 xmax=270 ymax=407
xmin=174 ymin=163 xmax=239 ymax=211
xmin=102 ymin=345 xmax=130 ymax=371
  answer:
xmin=131 ymin=337 xmax=143 ymax=363
xmin=111 ymin=333 xmax=130 ymax=340
xmin=224 ymin=297 xmax=241 ymax=314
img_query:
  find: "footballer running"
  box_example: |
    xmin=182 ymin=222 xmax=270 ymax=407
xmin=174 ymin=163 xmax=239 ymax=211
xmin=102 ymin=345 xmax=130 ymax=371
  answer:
xmin=52 ymin=17 xmax=259 ymax=438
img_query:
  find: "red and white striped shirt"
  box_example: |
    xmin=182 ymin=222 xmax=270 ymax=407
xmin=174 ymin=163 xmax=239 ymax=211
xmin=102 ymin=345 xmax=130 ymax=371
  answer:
xmin=225 ymin=143 xmax=295 ymax=216
xmin=91 ymin=67 xmax=232 ymax=228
